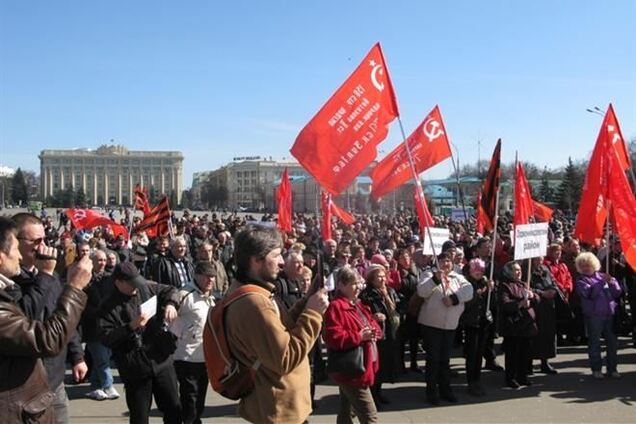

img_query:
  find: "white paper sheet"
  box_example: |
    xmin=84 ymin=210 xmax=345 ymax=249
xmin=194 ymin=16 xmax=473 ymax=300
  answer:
xmin=139 ymin=295 xmax=157 ymax=319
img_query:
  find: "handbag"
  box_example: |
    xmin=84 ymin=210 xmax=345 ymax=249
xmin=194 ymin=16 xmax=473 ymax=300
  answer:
xmin=326 ymin=304 xmax=371 ymax=376
xmin=326 ymin=345 xmax=365 ymax=376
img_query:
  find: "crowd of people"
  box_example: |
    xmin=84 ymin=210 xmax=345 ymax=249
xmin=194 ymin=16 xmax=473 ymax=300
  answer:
xmin=0 ymin=205 xmax=634 ymax=423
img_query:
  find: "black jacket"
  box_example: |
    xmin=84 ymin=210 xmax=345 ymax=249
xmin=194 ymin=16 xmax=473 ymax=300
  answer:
xmin=149 ymin=253 xmax=194 ymax=289
xmin=460 ymin=272 xmax=489 ymax=328
xmin=98 ymin=281 xmax=180 ymax=384
xmin=14 ymin=267 xmax=85 ymax=389
xmin=81 ymin=271 xmax=115 ymax=342
xmin=273 ymin=274 xmax=304 ymax=310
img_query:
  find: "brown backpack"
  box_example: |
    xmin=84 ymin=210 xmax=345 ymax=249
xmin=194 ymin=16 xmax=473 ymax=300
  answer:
xmin=202 ymin=284 xmax=269 ymax=400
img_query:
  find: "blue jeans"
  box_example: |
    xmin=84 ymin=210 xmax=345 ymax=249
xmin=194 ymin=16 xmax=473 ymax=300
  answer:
xmin=87 ymin=341 xmax=114 ymax=390
xmin=585 ymin=317 xmax=617 ymax=373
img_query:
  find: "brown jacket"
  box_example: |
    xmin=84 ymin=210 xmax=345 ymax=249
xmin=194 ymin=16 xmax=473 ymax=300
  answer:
xmin=0 ymin=280 xmax=87 ymax=423
xmin=225 ymin=280 xmax=322 ymax=424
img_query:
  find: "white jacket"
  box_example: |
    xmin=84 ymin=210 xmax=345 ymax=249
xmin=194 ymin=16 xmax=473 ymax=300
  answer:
xmin=173 ymin=282 xmax=215 ymax=363
xmin=417 ymin=271 xmax=473 ymax=330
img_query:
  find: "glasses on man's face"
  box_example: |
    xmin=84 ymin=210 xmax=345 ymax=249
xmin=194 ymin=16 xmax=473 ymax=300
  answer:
xmin=18 ymin=236 xmax=46 ymax=245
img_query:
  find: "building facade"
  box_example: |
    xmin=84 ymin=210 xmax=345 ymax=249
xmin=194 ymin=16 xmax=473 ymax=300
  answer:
xmin=39 ymin=144 xmax=183 ymax=205
xmin=198 ymin=156 xmax=307 ymax=210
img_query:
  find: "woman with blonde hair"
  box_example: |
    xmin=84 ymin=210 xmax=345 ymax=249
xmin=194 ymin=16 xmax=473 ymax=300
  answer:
xmin=575 ymin=252 xmax=622 ymax=379
xmin=324 ymin=266 xmax=382 ymax=424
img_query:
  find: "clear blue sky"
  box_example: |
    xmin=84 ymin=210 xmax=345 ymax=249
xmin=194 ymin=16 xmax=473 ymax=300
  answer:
xmin=1 ymin=0 xmax=634 ymax=187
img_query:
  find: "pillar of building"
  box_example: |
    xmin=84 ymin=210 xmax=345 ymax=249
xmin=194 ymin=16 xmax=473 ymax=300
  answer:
xmin=117 ymin=173 xmax=122 ymax=205
xmin=104 ymin=173 xmax=109 ymax=205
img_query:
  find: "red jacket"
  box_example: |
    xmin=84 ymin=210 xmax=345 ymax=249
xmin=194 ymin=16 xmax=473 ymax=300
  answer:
xmin=543 ymin=257 xmax=573 ymax=299
xmin=323 ymin=295 xmax=382 ymax=387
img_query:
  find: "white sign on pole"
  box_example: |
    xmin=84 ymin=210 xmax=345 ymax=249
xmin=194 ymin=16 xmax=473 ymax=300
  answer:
xmin=422 ymin=227 xmax=451 ymax=256
xmin=514 ymin=223 xmax=549 ymax=260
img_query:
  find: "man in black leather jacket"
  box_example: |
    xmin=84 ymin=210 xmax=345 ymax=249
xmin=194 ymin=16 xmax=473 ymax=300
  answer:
xmin=0 ymin=217 xmax=92 ymax=423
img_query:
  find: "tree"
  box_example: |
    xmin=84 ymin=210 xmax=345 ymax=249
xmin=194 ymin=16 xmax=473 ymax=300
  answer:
xmin=556 ymin=157 xmax=584 ymax=213
xmin=11 ymin=168 xmax=28 ymax=205
xmin=180 ymin=189 xmax=193 ymax=209
xmin=75 ymin=188 xmax=87 ymax=207
xmin=169 ymin=190 xmax=178 ymax=209
xmin=200 ymin=178 xmax=228 ymax=209
xmin=538 ymin=167 xmax=554 ymax=203
xmin=148 ymin=186 xmax=158 ymax=205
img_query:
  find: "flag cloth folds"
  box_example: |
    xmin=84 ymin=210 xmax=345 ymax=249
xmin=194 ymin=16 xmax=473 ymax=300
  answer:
xmin=533 ymin=200 xmax=554 ymax=223
xmin=134 ymin=196 xmax=171 ymax=237
xmin=475 ymin=191 xmax=486 ymax=235
xmin=607 ymin=146 xmax=636 ymax=270
xmin=320 ymin=192 xmax=332 ymax=241
xmin=330 ymin=201 xmax=356 ymax=225
xmin=414 ymin=182 xmax=434 ymax=236
xmin=134 ymin=184 xmax=151 ymax=215
xmin=514 ymin=161 xmax=534 ymax=226
xmin=276 ymin=168 xmax=292 ymax=232
xmin=478 ymin=139 xmax=502 ymax=233
xmin=290 ymin=43 xmax=399 ymax=195
xmin=66 ymin=209 xmax=129 ymax=240
xmin=371 ymin=105 xmax=452 ymax=199
xmin=575 ymin=104 xmax=631 ymax=245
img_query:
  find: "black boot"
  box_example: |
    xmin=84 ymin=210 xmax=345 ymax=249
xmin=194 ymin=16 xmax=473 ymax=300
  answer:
xmin=540 ymin=360 xmax=558 ymax=374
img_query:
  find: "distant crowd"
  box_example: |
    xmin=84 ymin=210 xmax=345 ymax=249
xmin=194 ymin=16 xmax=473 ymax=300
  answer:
xmin=0 ymin=205 xmax=633 ymax=423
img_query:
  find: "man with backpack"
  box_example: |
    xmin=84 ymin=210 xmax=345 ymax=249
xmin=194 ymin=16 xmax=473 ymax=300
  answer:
xmin=205 ymin=224 xmax=329 ymax=424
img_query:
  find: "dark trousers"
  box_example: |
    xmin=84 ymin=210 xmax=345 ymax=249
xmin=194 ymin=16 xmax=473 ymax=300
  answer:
xmin=503 ymin=336 xmax=531 ymax=383
xmin=174 ymin=360 xmax=208 ymax=424
xmin=482 ymin=319 xmax=497 ymax=364
xmin=465 ymin=324 xmax=488 ymax=383
xmin=124 ymin=365 xmax=181 ymax=424
xmin=422 ymin=325 xmax=455 ymax=396
xmin=401 ymin=315 xmax=421 ymax=368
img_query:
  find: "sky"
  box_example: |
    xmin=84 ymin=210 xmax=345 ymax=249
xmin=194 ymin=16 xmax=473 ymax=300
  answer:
xmin=1 ymin=0 xmax=634 ymax=188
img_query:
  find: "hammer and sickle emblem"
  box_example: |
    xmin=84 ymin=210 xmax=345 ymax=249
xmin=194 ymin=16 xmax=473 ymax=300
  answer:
xmin=423 ymin=118 xmax=444 ymax=142
xmin=73 ymin=210 xmax=86 ymax=221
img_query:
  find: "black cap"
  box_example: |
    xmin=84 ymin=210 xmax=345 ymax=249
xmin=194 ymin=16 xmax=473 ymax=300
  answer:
xmin=442 ymin=240 xmax=457 ymax=252
xmin=113 ymin=262 xmax=147 ymax=289
xmin=194 ymin=261 xmax=217 ymax=278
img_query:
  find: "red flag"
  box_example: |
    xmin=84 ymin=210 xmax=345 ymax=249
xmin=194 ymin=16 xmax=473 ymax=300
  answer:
xmin=575 ymin=104 xmax=631 ymax=245
xmin=276 ymin=168 xmax=292 ymax=232
xmin=330 ymin=201 xmax=356 ymax=225
xmin=475 ymin=191 xmax=485 ymax=235
xmin=134 ymin=184 xmax=151 ymax=215
xmin=514 ymin=161 xmax=534 ymax=226
xmin=134 ymin=196 xmax=171 ymax=238
xmin=533 ymin=200 xmax=554 ymax=223
xmin=371 ymin=105 xmax=452 ymax=198
xmin=478 ymin=139 xmax=502 ymax=232
xmin=320 ymin=192 xmax=332 ymax=241
xmin=607 ymin=146 xmax=636 ymax=270
xmin=66 ymin=209 xmax=129 ymax=240
xmin=290 ymin=43 xmax=399 ymax=195
xmin=414 ymin=182 xmax=434 ymax=236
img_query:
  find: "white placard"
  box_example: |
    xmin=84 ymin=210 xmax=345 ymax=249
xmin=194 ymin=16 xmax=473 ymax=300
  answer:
xmin=139 ymin=295 xmax=157 ymax=319
xmin=422 ymin=227 xmax=451 ymax=256
xmin=514 ymin=223 xmax=549 ymax=260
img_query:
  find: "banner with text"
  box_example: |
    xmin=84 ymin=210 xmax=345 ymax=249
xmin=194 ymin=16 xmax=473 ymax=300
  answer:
xmin=422 ymin=227 xmax=451 ymax=256
xmin=514 ymin=223 xmax=549 ymax=260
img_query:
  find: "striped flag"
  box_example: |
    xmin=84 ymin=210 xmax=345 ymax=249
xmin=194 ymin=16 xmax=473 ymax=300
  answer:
xmin=134 ymin=196 xmax=171 ymax=237
xmin=134 ymin=184 xmax=151 ymax=215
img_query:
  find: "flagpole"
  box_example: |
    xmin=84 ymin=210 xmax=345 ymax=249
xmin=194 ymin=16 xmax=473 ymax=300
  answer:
xmin=485 ymin=185 xmax=500 ymax=313
xmin=398 ymin=117 xmax=439 ymax=267
xmin=605 ymin=201 xmax=611 ymax=274
xmin=448 ymin=145 xmax=468 ymax=222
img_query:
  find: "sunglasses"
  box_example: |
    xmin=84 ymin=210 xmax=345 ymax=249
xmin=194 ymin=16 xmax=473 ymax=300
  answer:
xmin=18 ymin=236 xmax=46 ymax=245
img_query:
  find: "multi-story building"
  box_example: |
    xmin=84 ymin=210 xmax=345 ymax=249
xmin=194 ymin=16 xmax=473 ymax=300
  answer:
xmin=39 ymin=144 xmax=183 ymax=205
xmin=199 ymin=156 xmax=307 ymax=209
